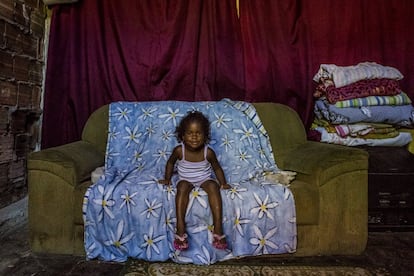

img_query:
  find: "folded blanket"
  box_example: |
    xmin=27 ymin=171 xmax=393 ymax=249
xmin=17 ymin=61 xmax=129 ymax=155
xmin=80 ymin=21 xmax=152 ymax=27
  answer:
xmin=313 ymin=62 xmax=403 ymax=88
xmin=334 ymin=92 xmax=411 ymax=108
xmin=314 ymin=126 xmax=412 ymax=147
xmin=83 ymin=99 xmax=297 ymax=264
xmin=314 ymin=99 xmax=414 ymax=126
xmin=315 ymin=78 xmax=402 ymax=104
xmin=312 ymin=119 xmax=398 ymax=138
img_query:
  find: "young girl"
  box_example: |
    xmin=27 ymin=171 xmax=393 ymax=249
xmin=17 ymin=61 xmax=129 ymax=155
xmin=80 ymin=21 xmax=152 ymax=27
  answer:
xmin=159 ymin=111 xmax=231 ymax=251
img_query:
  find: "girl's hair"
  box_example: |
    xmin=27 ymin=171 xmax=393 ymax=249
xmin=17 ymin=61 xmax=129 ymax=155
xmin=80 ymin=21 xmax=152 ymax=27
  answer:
xmin=176 ymin=111 xmax=211 ymax=143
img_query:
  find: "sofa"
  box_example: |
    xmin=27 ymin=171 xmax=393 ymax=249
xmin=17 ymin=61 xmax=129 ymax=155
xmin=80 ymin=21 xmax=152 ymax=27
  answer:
xmin=28 ymin=102 xmax=369 ymax=256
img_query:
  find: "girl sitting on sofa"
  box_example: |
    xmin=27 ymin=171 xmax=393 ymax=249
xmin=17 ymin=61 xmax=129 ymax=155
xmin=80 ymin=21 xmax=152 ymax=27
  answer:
xmin=158 ymin=111 xmax=231 ymax=250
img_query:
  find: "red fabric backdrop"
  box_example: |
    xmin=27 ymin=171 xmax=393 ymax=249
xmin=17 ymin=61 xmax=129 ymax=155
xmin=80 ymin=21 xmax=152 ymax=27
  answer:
xmin=42 ymin=0 xmax=414 ymax=148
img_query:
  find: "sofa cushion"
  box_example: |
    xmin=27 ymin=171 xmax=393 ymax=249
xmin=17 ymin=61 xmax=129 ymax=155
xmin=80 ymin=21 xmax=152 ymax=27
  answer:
xmin=28 ymin=141 xmax=104 ymax=186
xmin=281 ymin=141 xmax=368 ymax=186
xmin=289 ymin=180 xmax=319 ymax=225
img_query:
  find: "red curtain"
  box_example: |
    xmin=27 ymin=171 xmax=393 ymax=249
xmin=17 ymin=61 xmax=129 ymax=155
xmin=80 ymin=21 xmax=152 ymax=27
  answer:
xmin=42 ymin=0 xmax=414 ymax=148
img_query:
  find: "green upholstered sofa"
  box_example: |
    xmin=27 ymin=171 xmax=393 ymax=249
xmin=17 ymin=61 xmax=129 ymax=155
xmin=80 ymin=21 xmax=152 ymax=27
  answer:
xmin=28 ymin=102 xmax=369 ymax=256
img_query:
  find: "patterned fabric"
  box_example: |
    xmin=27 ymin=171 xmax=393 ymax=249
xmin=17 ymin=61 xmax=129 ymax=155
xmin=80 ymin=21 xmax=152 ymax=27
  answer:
xmin=334 ymin=92 xmax=411 ymax=108
xmin=315 ymin=78 xmax=402 ymax=104
xmin=333 ymin=123 xmax=397 ymax=138
xmin=83 ymin=99 xmax=297 ymax=264
xmin=314 ymin=99 xmax=414 ymax=126
xmin=314 ymin=126 xmax=412 ymax=147
xmin=313 ymin=62 xmax=403 ymax=88
xmin=177 ymin=144 xmax=213 ymax=187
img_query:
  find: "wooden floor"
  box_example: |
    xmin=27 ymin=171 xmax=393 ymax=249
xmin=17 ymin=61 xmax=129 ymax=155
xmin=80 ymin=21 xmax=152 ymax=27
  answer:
xmin=0 ymin=221 xmax=413 ymax=275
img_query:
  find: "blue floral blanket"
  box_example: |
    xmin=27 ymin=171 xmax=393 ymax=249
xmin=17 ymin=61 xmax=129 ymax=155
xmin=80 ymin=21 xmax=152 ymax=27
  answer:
xmin=83 ymin=99 xmax=297 ymax=264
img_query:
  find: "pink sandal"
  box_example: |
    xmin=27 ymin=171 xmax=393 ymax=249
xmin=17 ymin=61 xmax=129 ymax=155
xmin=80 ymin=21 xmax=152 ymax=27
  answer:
xmin=212 ymin=233 xmax=227 ymax=250
xmin=173 ymin=233 xmax=189 ymax=250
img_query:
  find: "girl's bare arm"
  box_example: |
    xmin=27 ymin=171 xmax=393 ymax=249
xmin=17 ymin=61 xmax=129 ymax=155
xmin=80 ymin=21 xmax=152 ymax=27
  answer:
xmin=207 ymin=149 xmax=231 ymax=189
xmin=159 ymin=146 xmax=180 ymax=185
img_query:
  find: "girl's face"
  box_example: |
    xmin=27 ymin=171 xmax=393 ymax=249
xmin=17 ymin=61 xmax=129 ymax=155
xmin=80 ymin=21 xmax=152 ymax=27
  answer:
xmin=182 ymin=121 xmax=205 ymax=151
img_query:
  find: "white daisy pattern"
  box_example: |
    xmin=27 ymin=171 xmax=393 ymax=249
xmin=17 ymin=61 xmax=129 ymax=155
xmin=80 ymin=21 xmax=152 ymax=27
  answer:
xmin=249 ymin=224 xmax=279 ymax=255
xmin=83 ymin=99 xmax=297 ymax=264
xmin=123 ymin=125 xmax=142 ymax=147
xmin=212 ymin=112 xmax=232 ymax=128
xmin=138 ymin=106 xmax=157 ymax=120
xmin=158 ymin=107 xmax=184 ymax=126
xmin=233 ymin=207 xmax=251 ymax=236
xmin=114 ymin=106 xmax=131 ymax=121
xmin=250 ymin=193 xmax=279 ymax=220
xmin=141 ymin=226 xmax=166 ymax=259
xmin=108 ymin=126 xmax=120 ymax=141
xmin=153 ymin=146 xmax=171 ymax=163
xmin=119 ymin=190 xmax=138 ymax=214
xmin=226 ymin=185 xmax=248 ymax=200
xmin=140 ymin=198 xmax=163 ymax=219
xmin=186 ymin=188 xmax=208 ymax=215
xmin=233 ymin=122 xmax=258 ymax=145
xmin=130 ymin=147 xmax=149 ymax=164
xmin=220 ymin=133 xmax=234 ymax=152
xmin=104 ymin=220 xmax=134 ymax=254
xmin=92 ymin=185 xmax=116 ymax=221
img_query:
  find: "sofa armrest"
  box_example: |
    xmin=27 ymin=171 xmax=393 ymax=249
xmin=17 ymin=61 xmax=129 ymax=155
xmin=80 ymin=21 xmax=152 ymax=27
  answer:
xmin=278 ymin=141 xmax=369 ymax=187
xmin=28 ymin=140 xmax=105 ymax=187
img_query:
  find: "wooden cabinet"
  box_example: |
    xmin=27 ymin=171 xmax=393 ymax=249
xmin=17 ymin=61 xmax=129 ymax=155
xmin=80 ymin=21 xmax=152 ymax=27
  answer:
xmin=365 ymin=146 xmax=414 ymax=231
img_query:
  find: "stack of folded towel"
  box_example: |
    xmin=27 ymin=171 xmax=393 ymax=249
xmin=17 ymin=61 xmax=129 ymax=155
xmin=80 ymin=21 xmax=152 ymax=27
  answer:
xmin=311 ymin=62 xmax=414 ymax=148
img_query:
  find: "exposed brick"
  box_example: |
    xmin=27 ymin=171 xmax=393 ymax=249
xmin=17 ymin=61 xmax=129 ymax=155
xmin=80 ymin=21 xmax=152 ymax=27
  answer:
xmin=0 ymin=20 xmax=5 ymax=48
xmin=25 ymin=0 xmax=39 ymax=10
xmin=32 ymin=85 xmax=41 ymax=107
xmin=0 ymin=162 xmax=9 ymax=190
xmin=12 ymin=177 xmax=27 ymax=190
xmin=29 ymin=59 xmax=42 ymax=84
xmin=21 ymin=32 xmax=38 ymax=57
xmin=30 ymin=10 xmax=44 ymax=37
xmin=0 ymin=124 xmax=8 ymax=134
xmin=38 ymin=1 xmax=46 ymax=17
xmin=14 ymin=133 xmax=29 ymax=157
xmin=0 ymin=0 xmax=14 ymax=20
xmin=37 ymin=33 xmax=44 ymax=59
xmin=0 ymin=135 xmax=13 ymax=162
xmin=0 ymin=107 xmax=10 ymax=133
xmin=13 ymin=1 xmax=31 ymax=30
xmin=0 ymin=51 xmax=15 ymax=79
xmin=0 ymin=80 xmax=18 ymax=106
xmin=13 ymin=55 xmax=30 ymax=81
xmin=10 ymin=109 xmax=27 ymax=133
xmin=17 ymin=82 xmax=32 ymax=108
xmin=4 ymin=22 xmax=23 ymax=54
xmin=8 ymin=158 xmax=25 ymax=178
xmin=0 ymin=106 xmax=10 ymax=124
xmin=1 ymin=0 xmax=45 ymax=208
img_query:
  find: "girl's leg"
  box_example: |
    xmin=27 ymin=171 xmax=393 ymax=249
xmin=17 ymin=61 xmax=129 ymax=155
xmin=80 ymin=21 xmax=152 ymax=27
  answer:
xmin=201 ymin=180 xmax=227 ymax=248
xmin=175 ymin=180 xmax=193 ymax=236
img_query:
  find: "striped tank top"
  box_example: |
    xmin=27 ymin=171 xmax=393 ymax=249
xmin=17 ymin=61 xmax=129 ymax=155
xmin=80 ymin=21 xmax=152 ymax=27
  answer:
xmin=177 ymin=143 xmax=213 ymax=187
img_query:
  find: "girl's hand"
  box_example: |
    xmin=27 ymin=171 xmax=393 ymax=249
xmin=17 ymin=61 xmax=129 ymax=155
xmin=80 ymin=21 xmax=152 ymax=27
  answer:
xmin=220 ymin=183 xmax=231 ymax=189
xmin=158 ymin=179 xmax=171 ymax=185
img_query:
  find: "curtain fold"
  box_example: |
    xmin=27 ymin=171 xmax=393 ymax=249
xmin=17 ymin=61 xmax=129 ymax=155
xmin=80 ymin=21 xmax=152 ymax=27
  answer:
xmin=239 ymin=0 xmax=305 ymax=107
xmin=42 ymin=0 xmax=414 ymax=148
xmin=195 ymin=0 xmax=244 ymax=100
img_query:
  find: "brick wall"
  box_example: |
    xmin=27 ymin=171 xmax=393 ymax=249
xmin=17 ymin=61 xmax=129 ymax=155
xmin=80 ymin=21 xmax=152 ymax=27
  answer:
xmin=0 ymin=0 xmax=45 ymax=209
